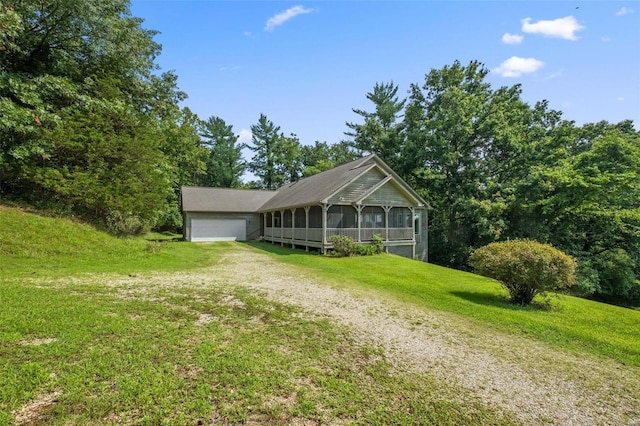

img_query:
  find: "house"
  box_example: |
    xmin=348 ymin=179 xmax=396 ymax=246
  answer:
xmin=181 ymin=154 xmax=431 ymax=261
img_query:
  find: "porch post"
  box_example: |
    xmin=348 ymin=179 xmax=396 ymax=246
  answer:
xmin=304 ymin=206 xmax=310 ymax=251
xmin=355 ymin=205 xmax=363 ymax=243
xmin=410 ymin=207 xmax=416 ymax=258
xmin=291 ymin=208 xmax=296 ymax=249
xmin=322 ymin=204 xmax=329 ymax=254
xmin=263 ymin=212 xmax=267 ymax=240
xmin=425 ymin=208 xmax=429 ymax=263
xmin=270 ymin=211 xmax=275 ymax=245
xmin=383 ymin=206 xmax=391 ymax=242
xmin=280 ymin=209 xmax=285 ymax=246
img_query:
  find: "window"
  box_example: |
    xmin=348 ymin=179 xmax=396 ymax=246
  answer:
xmin=414 ymin=214 xmax=421 ymax=235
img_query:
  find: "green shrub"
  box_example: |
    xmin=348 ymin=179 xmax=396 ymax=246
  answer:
xmin=469 ymin=239 xmax=577 ymax=305
xmin=329 ymin=235 xmax=358 ymax=257
xmin=371 ymin=234 xmax=384 ymax=254
xmin=329 ymin=234 xmax=385 ymax=257
xmin=105 ymin=211 xmax=147 ymax=236
xmin=356 ymin=244 xmax=375 ymax=256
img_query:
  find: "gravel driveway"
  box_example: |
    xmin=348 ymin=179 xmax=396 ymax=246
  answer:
xmin=198 ymin=246 xmax=639 ymax=426
xmin=42 ymin=244 xmax=639 ymax=425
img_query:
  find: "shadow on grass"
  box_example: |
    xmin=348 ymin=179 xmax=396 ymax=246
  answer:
xmin=449 ymin=290 xmax=552 ymax=311
xmin=245 ymin=241 xmax=321 ymax=257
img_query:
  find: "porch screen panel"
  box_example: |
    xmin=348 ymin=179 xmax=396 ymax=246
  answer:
xmin=389 ymin=207 xmax=411 ymax=228
xmin=265 ymin=212 xmax=273 ymax=228
xmin=294 ymin=209 xmax=306 ymax=228
xmin=328 ymin=205 xmax=357 ymax=228
xmin=362 ymin=206 xmax=384 ymax=228
xmin=283 ymin=210 xmax=293 ymax=227
xmin=308 ymin=206 xmax=322 ymax=228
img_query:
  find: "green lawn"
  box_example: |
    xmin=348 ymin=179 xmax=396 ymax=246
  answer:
xmin=0 ymin=206 xmax=218 ymax=278
xmin=250 ymin=242 xmax=640 ymax=368
xmin=2 ymin=206 xmax=638 ymax=424
xmin=0 ymin=205 xmax=514 ymax=424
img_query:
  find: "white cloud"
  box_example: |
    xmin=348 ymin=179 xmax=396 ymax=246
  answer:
xmin=616 ymin=7 xmax=634 ymax=16
xmin=617 ymin=96 xmax=625 ymax=102
xmin=219 ymin=65 xmax=240 ymax=72
xmin=243 ymin=31 xmax=252 ymax=37
xmin=493 ymin=56 xmax=544 ymax=77
xmin=521 ymin=16 xmax=584 ymax=40
xmin=546 ymin=69 xmax=563 ymax=80
xmin=265 ymin=5 xmax=314 ymax=32
xmin=238 ymin=129 xmax=252 ymax=145
xmin=502 ymin=33 xmax=524 ymax=45
xmin=601 ymin=36 xmax=612 ymax=42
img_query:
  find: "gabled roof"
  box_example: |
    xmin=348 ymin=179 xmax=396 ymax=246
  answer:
xmin=256 ymin=155 xmax=375 ymax=211
xmin=181 ymin=187 xmax=276 ymax=212
xmin=181 ymin=154 xmax=430 ymax=213
xmin=258 ymin=154 xmax=430 ymax=211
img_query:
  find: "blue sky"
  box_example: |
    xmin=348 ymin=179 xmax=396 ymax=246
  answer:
xmin=130 ymin=1 xmax=640 ymax=148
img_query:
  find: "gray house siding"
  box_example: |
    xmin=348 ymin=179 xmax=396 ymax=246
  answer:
xmin=362 ymin=181 xmax=413 ymax=207
xmin=387 ymin=245 xmax=413 ymax=259
xmin=327 ymin=168 xmax=385 ymax=204
xmin=414 ymin=208 xmax=428 ymax=262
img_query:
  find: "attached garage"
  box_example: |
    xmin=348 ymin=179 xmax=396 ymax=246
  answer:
xmin=181 ymin=187 xmax=276 ymax=242
xmin=190 ymin=218 xmax=246 ymax=242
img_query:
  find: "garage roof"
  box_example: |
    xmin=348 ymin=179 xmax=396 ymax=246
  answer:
xmin=181 ymin=187 xmax=276 ymax=212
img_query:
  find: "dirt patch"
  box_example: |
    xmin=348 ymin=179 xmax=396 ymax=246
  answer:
xmin=13 ymin=390 xmax=62 ymax=425
xmin=18 ymin=337 xmax=57 ymax=346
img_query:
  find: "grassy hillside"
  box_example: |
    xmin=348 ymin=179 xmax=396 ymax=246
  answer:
xmin=252 ymin=243 xmax=640 ymax=368
xmin=0 ymin=205 xmax=217 ymax=277
xmin=1 ymin=207 xmax=517 ymax=425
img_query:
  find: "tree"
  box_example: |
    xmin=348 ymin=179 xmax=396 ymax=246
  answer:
xmin=301 ymin=140 xmax=359 ymax=177
xmin=199 ymin=116 xmax=245 ymax=188
xmin=247 ymin=114 xmax=301 ymax=189
xmin=247 ymin=114 xmax=280 ymax=190
xmin=0 ymin=0 xmax=188 ymax=233
xmin=155 ymin=107 xmax=207 ymax=231
xmin=34 ymin=104 xmax=170 ymax=234
xmin=469 ymin=240 xmax=577 ymax=305
xmin=346 ymin=81 xmax=406 ymax=171
xmin=514 ymin=128 xmax=640 ymax=302
xmin=405 ymin=61 xmax=527 ymax=267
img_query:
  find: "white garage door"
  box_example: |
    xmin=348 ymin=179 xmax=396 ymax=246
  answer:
xmin=191 ymin=219 xmax=246 ymax=241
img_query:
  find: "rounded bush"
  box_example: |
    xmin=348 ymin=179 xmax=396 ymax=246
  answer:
xmin=469 ymin=239 xmax=577 ymax=305
xmin=328 ymin=235 xmax=358 ymax=257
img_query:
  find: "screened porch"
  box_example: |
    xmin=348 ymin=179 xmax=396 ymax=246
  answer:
xmin=262 ymin=204 xmax=415 ymax=251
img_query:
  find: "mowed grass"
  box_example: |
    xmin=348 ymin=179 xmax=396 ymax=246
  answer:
xmin=0 ymin=206 xmax=217 ymax=278
xmin=1 ymin=206 xmax=515 ymax=424
xmin=250 ymin=243 xmax=640 ymax=368
xmin=0 ymin=273 xmax=513 ymax=424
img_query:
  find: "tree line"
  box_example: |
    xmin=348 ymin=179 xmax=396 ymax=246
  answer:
xmin=346 ymin=62 xmax=639 ymax=306
xmin=1 ymin=1 xmax=638 ymax=305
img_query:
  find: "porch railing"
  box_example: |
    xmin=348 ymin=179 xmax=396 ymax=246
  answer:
xmin=264 ymin=227 xmax=413 ymax=242
xmin=388 ymin=227 xmax=413 ymax=240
